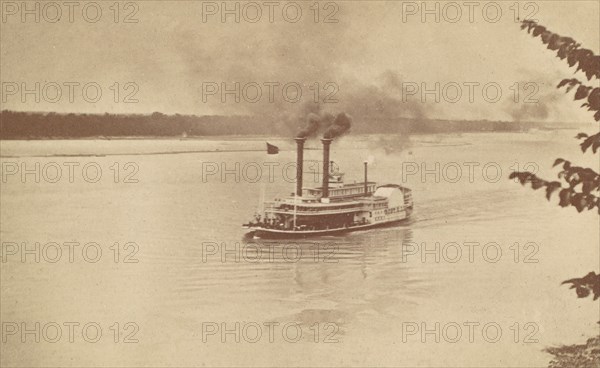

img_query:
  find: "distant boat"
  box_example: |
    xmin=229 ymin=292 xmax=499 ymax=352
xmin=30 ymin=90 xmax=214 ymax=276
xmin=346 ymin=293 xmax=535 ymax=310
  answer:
xmin=244 ymin=138 xmax=413 ymax=238
xmin=266 ymin=142 xmax=279 ymax=154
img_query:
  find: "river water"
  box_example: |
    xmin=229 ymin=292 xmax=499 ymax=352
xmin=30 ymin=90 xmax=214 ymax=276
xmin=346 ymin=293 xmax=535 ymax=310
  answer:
xmin=1 ymin=130 xmax=598 ymax=367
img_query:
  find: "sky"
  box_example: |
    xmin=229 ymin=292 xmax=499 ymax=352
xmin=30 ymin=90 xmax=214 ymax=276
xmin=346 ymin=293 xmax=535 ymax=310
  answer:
xmin=1 ymin=0 xmax=599 ymax=123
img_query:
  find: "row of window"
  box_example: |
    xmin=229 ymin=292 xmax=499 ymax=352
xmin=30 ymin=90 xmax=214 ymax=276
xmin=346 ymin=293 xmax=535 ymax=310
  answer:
xmin=384 ymin=206 xmax=401 ymax=215
xmin=278 ymin=204 xmax=360 ymax=212
xmin=330 ymin=186 xmax=374 ymax=197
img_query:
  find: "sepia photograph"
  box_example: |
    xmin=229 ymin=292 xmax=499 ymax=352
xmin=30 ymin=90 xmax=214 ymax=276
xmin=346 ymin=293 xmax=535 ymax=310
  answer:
xmin=0 ymin=1 xmax=599 ymax=367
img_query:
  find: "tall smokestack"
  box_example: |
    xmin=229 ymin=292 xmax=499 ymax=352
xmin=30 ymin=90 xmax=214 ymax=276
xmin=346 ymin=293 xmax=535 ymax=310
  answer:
xmin=364 ymin=161 xmax=368 ymax=196
xmin=295 ymin=137 xmax=306 ymax=197
xmin=321 ymin=138 xmax=332 ymax=198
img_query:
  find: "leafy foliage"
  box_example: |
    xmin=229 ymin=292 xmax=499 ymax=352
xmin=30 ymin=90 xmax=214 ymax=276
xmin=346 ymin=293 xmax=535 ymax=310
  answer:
xmin=521 ymin=20 xmax=600 ymax=80
xmin=561 ymin=272 xmax=600 ymax=300
xmin=576 ymin=132 xmax=600 ymax=154
xmin=545 ymin=335 xmax=600 ymax=368
xmin=512 ymin=20 xmax=600 ymax=218
xmin=517 ymin=18 xmax=600 ymax=368
xmin=521 ymin=20 xmax=600 ymax=121
xmin=509 ymin=156 xmax=600 ymax=213
xmin=556 ymin=79 xmax=600 ymax=121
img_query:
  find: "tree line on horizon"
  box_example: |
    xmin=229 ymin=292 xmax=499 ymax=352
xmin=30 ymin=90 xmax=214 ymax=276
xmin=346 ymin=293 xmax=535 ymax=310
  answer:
xmin=0 ymin=110 xmax=546 ymax=139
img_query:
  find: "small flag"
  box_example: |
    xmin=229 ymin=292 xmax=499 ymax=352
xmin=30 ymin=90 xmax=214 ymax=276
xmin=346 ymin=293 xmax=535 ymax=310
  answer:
xmin=266 ymin=142 xmax=279 ymax=154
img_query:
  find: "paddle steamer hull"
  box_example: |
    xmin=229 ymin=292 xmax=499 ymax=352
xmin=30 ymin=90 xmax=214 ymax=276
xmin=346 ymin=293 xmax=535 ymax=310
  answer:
xmin=245 ymin=210 xmax=412 ymax=238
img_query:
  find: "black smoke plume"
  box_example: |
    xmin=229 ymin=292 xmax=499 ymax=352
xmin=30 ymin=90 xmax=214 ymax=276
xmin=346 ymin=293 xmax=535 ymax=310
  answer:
xmin=324 ymin=112 xmax=352 ymax=139
xmin=296 ymin=111 xmax=351 ymax=139
xmin=297 ymin=113 xmax=323 ymax=138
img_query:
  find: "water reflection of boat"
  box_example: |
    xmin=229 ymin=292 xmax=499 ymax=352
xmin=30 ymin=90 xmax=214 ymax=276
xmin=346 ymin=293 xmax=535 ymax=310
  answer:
xmin=243 ymin=137 xmax=413 ymax=238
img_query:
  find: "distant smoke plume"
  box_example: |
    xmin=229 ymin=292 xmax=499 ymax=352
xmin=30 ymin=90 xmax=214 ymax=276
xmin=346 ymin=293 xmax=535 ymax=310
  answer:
xmin=503 ymin=69 xmax=565 ymax=123
xmin=505 ymin=89 xmax=560 ymax=122
xmin=296 ymin=111 xmax=351 ymax=139
xmin=324 ymin=112 xmax=352 ymax=139
xmin=297 ymin=113 xmax=320 ymax=138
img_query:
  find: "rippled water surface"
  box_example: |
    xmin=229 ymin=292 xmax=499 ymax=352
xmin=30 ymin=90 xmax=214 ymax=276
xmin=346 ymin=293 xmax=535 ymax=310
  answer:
xmin=1 ymin=131 xmax=598 ymax=367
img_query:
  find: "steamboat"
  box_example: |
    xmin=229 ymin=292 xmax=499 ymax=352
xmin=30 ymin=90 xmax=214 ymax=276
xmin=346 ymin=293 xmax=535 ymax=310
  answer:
xmin=243 ymin=137 xmax=413 ymax=238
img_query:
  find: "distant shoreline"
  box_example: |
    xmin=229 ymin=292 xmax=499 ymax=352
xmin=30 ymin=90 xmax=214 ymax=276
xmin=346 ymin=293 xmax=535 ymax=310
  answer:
xmin=0 ymin=126 xmax=589 ymax=142
xmin=1 ymin=110 xmax=592 ymax=141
